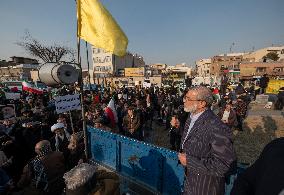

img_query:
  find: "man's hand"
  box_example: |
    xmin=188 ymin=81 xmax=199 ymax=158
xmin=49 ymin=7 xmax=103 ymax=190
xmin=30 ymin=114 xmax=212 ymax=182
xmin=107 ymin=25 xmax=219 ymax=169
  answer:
xmin=178 ymin=153 xmax=187 ymax=166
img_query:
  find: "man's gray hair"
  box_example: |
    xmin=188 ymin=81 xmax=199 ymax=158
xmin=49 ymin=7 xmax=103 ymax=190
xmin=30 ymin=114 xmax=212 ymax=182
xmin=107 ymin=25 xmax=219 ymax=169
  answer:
xmin=189 ymin=86 xmax=213 ymax=107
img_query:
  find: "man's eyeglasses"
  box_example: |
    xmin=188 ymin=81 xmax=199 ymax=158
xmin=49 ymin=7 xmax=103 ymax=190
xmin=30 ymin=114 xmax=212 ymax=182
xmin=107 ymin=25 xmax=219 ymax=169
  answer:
xmin=183 ymin=95 xmax=203 ymax=102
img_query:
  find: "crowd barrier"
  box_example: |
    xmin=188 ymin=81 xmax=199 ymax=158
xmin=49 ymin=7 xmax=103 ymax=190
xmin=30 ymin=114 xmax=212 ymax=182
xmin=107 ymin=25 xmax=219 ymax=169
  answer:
xmin=87 ymin=127 xmax=247 ymax=195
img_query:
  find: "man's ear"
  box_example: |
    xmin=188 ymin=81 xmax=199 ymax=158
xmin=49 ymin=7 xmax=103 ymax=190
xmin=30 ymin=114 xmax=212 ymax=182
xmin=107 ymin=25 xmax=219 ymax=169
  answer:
xmin=199 ymin=100 xmax=207 ymax=108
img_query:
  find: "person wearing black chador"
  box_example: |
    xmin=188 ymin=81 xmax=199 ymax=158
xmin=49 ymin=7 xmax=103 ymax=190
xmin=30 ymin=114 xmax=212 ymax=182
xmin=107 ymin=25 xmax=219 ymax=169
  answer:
xmin=259 ymin=74 xmax=269 ymax=94
xmin=231 ymin=137 xmax=284 ymax=195
xmin=169 ymin=115 xmax=182 ymax=151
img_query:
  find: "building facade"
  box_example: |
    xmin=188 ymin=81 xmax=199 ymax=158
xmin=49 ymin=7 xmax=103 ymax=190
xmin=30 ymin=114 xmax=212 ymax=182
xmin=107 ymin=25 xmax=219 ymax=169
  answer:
xmin=0 ymin=56 xmax=39 ymax=67
xmin=0 ymin=64 xmax=39 ymax=81
xmin=240 ymin=62 xmax=284 ymax=79
xmin=10 ymin=56 xmax=38 ymax=64
xmin=92 ymin=47 xmax=145 ymax=78
xmin=211 ymin=53 xmax=244 ymax=76
xmin=149 ymin=63 xmax=167 ymax=76
xmin=195 ymin=58 xmax=211 ymax=77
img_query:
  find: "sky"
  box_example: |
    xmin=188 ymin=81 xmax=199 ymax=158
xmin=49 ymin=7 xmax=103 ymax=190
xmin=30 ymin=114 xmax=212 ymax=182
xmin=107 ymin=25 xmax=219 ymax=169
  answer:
xmin=0 ymin=0 xmax=284 ymax=68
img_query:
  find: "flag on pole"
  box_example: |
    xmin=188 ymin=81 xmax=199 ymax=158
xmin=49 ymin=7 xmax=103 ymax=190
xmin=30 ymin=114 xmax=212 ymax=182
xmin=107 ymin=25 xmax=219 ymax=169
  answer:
xmin=77 ymin=0 xmax=128 ymax=56
xmin=22 ymin=82 xmax=43 ymax=94
xmin=104 ymin=98 xmax=117 ymax=127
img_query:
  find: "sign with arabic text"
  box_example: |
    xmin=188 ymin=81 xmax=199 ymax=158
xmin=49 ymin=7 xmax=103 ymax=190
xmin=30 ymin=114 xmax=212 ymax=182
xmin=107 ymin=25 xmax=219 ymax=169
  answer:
xmin=55 ymin=94 xmax=81 ymax=114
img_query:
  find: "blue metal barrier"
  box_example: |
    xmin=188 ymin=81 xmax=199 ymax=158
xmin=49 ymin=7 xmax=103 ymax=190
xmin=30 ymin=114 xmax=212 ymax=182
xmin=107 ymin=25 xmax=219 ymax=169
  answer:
xmin=88 ymin=127 xmax=247 ymax=195
xmin=88 ymin=127 xmax=184 ymax=194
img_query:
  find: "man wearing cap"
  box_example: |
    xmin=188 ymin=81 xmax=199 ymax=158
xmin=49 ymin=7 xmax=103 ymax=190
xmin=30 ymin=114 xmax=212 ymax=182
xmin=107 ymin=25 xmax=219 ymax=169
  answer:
xmin=50 ymin=123 xmax=70 ymax=159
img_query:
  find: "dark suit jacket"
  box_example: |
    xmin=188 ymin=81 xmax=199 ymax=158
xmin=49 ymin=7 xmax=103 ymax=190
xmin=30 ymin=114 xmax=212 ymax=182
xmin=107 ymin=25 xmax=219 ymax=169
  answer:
xmin=181 ymin=109 xmax=236 ymax=195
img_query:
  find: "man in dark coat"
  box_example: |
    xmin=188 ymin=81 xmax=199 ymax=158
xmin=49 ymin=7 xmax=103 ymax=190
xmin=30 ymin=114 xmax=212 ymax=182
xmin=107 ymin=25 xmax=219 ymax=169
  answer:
xmin=17 ymin=140 xmax=65 ymax=194
xmin=178 ymin=86 xmax=236 ymax=195
xmin=169 ymin=115 xmax=182 ymax=151
xmin=231 ymin=137 xmax=284 ymax=195
xmin=259 ymin=74 xmax=269 ymax=94
xmin=220 ymin=73 xmax=229 ymax=96
xmin=122 ymin=106 xmax=142 ymax=141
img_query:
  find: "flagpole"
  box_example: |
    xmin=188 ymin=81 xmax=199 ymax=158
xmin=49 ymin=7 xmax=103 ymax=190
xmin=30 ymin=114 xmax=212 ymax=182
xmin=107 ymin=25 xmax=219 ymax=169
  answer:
xmin=85 ymin=42 xmax=91 ymax=88
xmin=76 ymin=0 xmax=89 ymax=159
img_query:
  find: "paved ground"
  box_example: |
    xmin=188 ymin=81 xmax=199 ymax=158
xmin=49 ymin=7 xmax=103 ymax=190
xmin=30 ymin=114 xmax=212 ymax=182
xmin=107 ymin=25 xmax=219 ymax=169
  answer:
xmin=145 ymin=101 xmax=284 ymax=165
xmin=144 ymin=119 xmax=171 ymax=149
xmin=233 ymin=102 xmax=284 ymax=164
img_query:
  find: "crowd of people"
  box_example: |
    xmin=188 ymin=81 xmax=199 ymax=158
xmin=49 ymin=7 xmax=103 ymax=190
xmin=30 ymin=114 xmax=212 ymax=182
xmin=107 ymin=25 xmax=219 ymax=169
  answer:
xmin=0 ymin=76 xmax=270 ymax=194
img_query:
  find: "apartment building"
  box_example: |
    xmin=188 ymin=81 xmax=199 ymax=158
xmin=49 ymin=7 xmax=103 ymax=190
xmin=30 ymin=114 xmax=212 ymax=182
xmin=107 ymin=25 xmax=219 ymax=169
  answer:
xmin=92 ymin=47 xmax=145 ymax=77
xmin=0 ymin=57 xmax=39 ymax=81
xmin=210 ymin=53 xmax=244 ymax=77
xmin=195 ymin=58 xmax=211 ymax=77
xmin=0 ymin=64 xmax=39 ymax=81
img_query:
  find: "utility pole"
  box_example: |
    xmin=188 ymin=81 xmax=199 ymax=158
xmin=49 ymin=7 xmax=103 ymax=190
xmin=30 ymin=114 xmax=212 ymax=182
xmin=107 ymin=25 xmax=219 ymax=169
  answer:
xmin=230 ymin=42 xmax=235 ymax=53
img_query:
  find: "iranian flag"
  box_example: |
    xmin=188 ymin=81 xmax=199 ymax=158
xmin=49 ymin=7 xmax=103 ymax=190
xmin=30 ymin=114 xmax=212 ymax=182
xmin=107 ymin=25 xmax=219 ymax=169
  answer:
xmin=22 ymin=81 xmax=43 ymax=94
xmin=104 ymin=98 xmax=118 ymax=128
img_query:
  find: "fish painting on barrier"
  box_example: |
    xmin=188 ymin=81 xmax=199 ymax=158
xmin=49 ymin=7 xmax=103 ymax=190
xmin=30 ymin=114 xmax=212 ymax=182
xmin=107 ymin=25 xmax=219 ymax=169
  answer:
xmin=88 ymin=127 xmax=184 ymax=195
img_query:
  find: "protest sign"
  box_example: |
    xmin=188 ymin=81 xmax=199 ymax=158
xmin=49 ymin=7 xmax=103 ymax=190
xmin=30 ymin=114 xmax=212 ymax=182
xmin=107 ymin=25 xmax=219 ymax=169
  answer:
xmin=55 ymin=94 xmax=81 ymax=114
xmin=266 ymin=79 xmax=284 ymax=94
xmin=5 ymin=92 xmax=21 ymax=100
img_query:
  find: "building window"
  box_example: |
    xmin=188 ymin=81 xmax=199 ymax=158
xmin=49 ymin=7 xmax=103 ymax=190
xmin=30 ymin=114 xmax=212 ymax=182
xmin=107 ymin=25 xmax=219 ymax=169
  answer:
xmin=256 ymin=67 xmax=267 ymax=73
xmin=274 ymin=67 xmax=283 ymax=72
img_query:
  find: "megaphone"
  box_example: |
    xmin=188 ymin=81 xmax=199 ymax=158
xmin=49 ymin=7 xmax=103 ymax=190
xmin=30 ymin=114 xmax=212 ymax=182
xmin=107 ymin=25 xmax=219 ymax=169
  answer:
xmin=38 ymin=62 xmax=79 ymax=86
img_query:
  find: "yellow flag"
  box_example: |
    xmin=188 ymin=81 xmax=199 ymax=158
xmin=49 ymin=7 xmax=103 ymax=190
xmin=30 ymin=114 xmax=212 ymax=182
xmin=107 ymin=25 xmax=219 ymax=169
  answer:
xmin=77 ymin=0 xmax=128 ymax=56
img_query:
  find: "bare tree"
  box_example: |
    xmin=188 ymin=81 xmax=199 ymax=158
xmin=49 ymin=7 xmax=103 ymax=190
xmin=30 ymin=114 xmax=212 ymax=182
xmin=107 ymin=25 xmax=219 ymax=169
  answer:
xmin=17 ymin=31 xmax=75 ymax=63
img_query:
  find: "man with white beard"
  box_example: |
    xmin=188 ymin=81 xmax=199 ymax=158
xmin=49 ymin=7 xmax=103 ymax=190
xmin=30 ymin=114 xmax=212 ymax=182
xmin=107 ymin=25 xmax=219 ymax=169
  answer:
xmin=178 ymin=86 xmax=236 ymax=195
